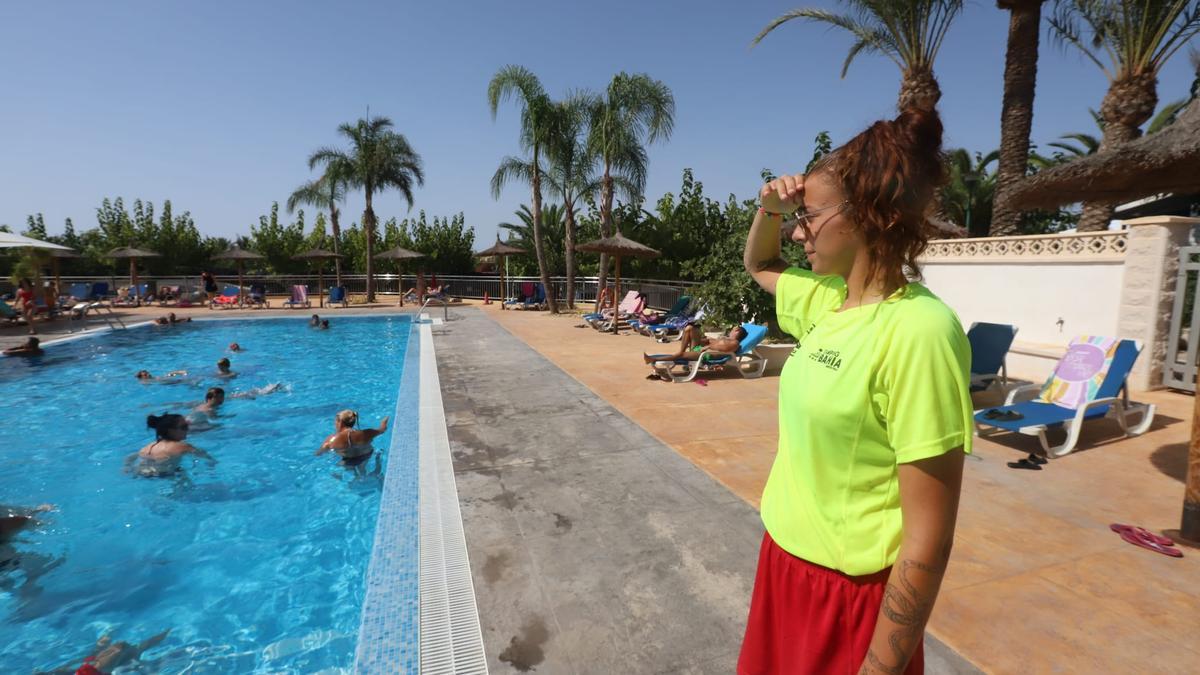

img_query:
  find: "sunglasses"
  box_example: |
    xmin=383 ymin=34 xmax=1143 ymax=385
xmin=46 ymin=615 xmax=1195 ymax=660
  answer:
xmin=792 ymin=201 xmax=848 ymax=231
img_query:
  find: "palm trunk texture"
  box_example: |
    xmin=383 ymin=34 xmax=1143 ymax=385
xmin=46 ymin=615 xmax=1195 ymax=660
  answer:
xmin=1079 ymin=74 xmax=1158 ymax=232
xmin=596 ymin=168 xmax=614 ymax=311
xmin=530 ymin=152 xmax=558 ymax=314
xmin=991 ymin=0 xmax=1044 ymax=236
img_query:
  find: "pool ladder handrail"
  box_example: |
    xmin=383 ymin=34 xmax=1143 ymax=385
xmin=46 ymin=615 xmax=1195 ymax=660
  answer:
xmin=419 ymin=296 xmax=450 ymax=322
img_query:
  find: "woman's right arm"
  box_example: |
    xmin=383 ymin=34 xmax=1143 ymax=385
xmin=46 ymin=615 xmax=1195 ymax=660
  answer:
xmin=744 ymin=174 xmax=805 ymax=295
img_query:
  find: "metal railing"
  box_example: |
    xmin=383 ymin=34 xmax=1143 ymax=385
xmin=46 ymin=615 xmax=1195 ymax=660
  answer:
xmin=10 ymin=274 xmax=699 ymax=311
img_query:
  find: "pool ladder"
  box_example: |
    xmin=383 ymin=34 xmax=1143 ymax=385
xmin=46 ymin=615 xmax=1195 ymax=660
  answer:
xmin=419 ymin=297 xmax=450 ymax=323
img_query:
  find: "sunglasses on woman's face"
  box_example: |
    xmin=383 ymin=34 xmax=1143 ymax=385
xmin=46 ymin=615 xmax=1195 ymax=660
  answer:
xmin=793 ymin=201 xmax=848 ymax=231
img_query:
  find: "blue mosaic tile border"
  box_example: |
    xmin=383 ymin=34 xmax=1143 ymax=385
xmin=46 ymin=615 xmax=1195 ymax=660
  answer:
xmin=354 ymin=317 xmax=422 ymax=674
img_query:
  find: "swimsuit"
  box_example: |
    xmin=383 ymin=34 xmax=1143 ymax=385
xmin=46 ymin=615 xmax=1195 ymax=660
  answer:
xmin=340 ymin=450 xmax=374 ymax=467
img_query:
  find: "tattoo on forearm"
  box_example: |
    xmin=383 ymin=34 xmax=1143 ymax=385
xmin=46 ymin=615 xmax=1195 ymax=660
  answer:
xmin=751 ymin=256 xmax=784 ymax=272
xmin=861 ymin=559 xmax=945 ymax=674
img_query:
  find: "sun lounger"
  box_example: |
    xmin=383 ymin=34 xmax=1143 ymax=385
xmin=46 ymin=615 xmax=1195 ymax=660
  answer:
xmin=629 ymin=295 xmax=691 ymax=332
xmin=643 ymin=306 xmax=708 ymax=342
xmin=504 ymin=282 xmax=537 ymax=308
xmin=584 ymin=290 xmax=638 ymax=325
xmin=967 ymin=322 xmax=1018 ymax=392
xmin=327 ymin=286 xmax=348 ymax=308
xmin=974 ymin=336 xmax=1156 ymax=458
xmin=0 ymin=300 xmax=25 ymax=325
xmin=594 ymin=295 xmax=646 ymax=331
xmin=283 ymin=284 xmax=311 ymax=309
xmin=210 ymin=285 xmax=241 ymax=309
xmin=651 ymin=322 xmax=770 ymax=383
xmin=112 ymin=284 xmax=151 ymax=307
xmin=248 ymin=283 xmax=269 ymax=308
xmin=511 ymin=284 xmax=543 ymax=310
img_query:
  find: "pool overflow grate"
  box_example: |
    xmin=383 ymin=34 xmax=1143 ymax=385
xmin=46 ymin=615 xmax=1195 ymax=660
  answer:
xmin=417 ymin=316 xmax=489 ymax=674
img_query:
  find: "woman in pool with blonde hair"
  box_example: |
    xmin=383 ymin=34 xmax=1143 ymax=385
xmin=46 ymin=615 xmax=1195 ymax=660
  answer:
xmin=315 ymin=410 xmax=389 ymax=468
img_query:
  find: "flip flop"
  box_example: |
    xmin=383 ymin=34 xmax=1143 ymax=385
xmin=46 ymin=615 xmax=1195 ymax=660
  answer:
xmin=1006 ymin=458 xmax=1042 ymax=470
xmin=694 ymin=379 xmax=708 ymax=387
xmin=1116 ymin=527 xmax=1183 ymax=558
xmin=1026 ymin=453 xmax=1048 ymax=465
xmin=1110 ymin=523 xmax=1175 ymax=548
xmin=984 ymin=409 xmax=1025 ymax=421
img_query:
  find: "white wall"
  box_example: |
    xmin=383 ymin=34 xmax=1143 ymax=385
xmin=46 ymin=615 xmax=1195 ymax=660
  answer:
xmin=920 ymin=259 xmax=1126 ymax=380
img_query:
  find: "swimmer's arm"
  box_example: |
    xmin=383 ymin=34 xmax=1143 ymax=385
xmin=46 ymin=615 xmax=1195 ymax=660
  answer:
xmin=189 ymin=445 xmax=217 ymax=465
xmin=363 ymin=417 xmax=390 ymax=441
xmin=122 ymin=452 xmax=140 ymax=473
xmin=315 ymin=437 xmax=335 ymax=456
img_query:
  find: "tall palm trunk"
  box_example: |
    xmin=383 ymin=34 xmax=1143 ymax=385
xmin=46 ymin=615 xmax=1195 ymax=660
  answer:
xmin=897 ymin=67 xmax=941 ymax=111
xmin=364 ymin=189 xmax=376 ymax=302
xmin=530 ymin=147 xmax=558 ymax=313
xmin=563 ymin=196 xmax=577 ymax=309
xmin=330 ymin=203 xmax=343 ymax=285
xmin=991 ymin=0 xmax=1045 ymax=237
xmin=595 ymin=164 xmax=614 ymax=310
xmin=1078 ymin=73 xmax=1158 ymax=231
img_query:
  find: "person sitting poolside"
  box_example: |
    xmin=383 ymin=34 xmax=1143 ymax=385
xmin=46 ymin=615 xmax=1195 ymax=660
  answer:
xmin=40 ymin=629 xmax=171 ymax=675
xmin=309 ymin=314 xmax=321 ymax=327
xmin=215 ymin=358 xmax=236 ymax=379
xmin=125 ymin=413 xmax=215 ymax=478
xmin=643 ymin=324 xmax=747 ymax=366
xmin=3 ymin=337 xmax=43 ymax=357
xmin=315 ymin=410 xmax=389 ymax=468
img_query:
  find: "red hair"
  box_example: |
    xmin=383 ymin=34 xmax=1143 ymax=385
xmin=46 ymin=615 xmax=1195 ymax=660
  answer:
xmin=810 ymin=107 xmax=946 ymax=287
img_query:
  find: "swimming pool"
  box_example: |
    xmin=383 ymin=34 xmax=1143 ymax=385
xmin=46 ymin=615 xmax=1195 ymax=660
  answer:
xmin=0 ymin=315 xmax=415 ymax=673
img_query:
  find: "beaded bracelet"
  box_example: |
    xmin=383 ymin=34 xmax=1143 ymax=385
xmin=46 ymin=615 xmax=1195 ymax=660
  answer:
xmin=758 ymin=207 xmax=786 ymax=218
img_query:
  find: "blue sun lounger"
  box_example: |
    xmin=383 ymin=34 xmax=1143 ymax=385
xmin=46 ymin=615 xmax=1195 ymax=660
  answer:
xmin=327 ymin=285 xmax=348 ymax=308
xmin=974 ymin=337 xmax=1155 ymax=458
xmin=629 ymin=295 xmax=691 ymax=332
xmin=650 ymin=322 xmax=769 ymax=383
xmin=967 ymin=322 xmax=1018 ymax=392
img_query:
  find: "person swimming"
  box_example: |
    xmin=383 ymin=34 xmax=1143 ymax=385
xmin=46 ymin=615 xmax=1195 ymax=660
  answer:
xmin=3 ymin=337 xmax=43 ymax=357
xmin=187 ymin=387 xmax=225 ymax=430
xmin=228 ymin=342 xmax=242 ymax=352
xmin=320 ymin=319 xmax=330 ymax=330
xmin=309 ymin=314 xmax=321 ymax=327
xmin=315 ymin=410 xmax=388 ymax=467
xmin=40 ymin=629 xmax=171 ymax=675
xmin=215 ymin=358 xmax=236 ymax=379
xmin=135 ymin=369 xmax=189 ymax=383
xmin=125 ymin=413 xmax=215 ymax=477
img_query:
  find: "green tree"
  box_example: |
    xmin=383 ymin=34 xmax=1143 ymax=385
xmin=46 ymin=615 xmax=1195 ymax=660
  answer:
xmin=942 ymin=149 xmax=1000 ymax=236
xmin=586 ymin=72 xmax=675 ymax=299
xmin=1049 ymin=0 xmax=1200 ymax=230
xmin=753 ymin=0 xmax=966 ymax=111
xmin=407 ymin=211 xmax=477 ymax=275
xmin=249 ymin=202 xmax=307 ymax=273
xmin=308 ymin=116 xmax=425 ymax=302
xmin=23 ymin=214 xmax=47 ymax=240
xmin=287 ymin=172 xmax=347 ymax=284
xmin=489 ymin=65 xmax=560 ymax=313
xmin=544 ymin=94 xmax=603 ymax=308
xmin=500 ymin=204 xmax=566 ymax=276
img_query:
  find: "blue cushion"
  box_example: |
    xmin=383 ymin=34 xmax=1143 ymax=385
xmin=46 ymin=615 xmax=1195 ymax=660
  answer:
xmin=974 ymin=400 xmax=1111 ymax=432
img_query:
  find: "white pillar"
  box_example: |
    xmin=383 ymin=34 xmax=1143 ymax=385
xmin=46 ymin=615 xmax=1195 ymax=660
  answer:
xmin=1116 ymin=216 xmax=1199 ymax=390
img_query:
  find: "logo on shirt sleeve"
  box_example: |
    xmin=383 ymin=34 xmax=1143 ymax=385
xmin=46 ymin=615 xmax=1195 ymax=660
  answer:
xmin=808 ymin=348 xmax=843 ymax=371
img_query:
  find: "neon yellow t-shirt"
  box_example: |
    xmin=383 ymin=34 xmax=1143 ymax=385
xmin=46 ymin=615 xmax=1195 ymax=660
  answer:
xmin=760 ymin=267 xmax=973 ymax=576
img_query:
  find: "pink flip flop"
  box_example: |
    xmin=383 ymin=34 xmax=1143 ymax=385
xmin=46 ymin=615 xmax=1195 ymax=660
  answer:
xmin=1113 ymin=525 xmax=1182 ymax=558
xmin=694 ymin=378 xmax=708 ymax=387
xmin=1110 ymin=523 xmax=1176 ymax=548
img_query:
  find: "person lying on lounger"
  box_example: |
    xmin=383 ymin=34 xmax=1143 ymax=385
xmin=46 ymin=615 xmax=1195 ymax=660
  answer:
xmin=643 ymin=325 xmax=746 ymax=365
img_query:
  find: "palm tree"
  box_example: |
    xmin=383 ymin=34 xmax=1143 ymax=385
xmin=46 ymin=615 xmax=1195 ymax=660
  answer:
xmin=489 ymin=65 xmax=559 ymax=313
xmin=1049 ymin=0 xmax=1200 ymax=230
xmin=586 ymin=72 xmax=674 ymax=300
xmin=753 ymin=0 xmax=966 ymax=111
xmin=942 ymin=149 xmax=1000 ymax=236
xmin=287 ymin=173 xmax=347 ymax=285
xmin=544 ymin=94 xmax=604 ymax=309
xmin=499 ymin=204 xmax=566 ymax=276
xmin=308 ymin=116 xmax=424 ymax=302
xmin=991 ymin=0 xmax=1049 ymax=236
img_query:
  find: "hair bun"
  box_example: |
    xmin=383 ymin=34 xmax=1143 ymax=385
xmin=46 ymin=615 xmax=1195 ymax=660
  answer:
xmin=893 ymin=107 xmax=943 ymax=157
xmin=147 ymin=414 xmax=160 ymax=429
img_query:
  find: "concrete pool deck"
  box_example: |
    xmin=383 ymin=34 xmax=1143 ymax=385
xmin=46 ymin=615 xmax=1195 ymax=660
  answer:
xmin=433 ymin=308 xmax=976 ymax=674
xmin=479 ymin=302 xmax=1200 ymax=674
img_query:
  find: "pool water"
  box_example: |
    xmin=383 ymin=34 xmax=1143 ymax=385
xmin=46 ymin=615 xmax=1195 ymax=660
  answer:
xmin=0 ymin=315 xmax=413 ymax=673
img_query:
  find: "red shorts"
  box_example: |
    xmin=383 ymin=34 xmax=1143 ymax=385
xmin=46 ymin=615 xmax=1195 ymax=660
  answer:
xmin=738 ymin=532 xmax=924 ymax=675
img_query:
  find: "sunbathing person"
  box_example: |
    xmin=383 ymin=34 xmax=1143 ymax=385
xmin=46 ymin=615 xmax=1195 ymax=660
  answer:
xmin=125 ymin=414 xmax=215 ymax=477
xmin=40 ymin=629 xmax=171 ymax=675
xmin=316 ymin=410 xmax=389 ymax=468
xmin=215 ymin=357 xmax=236 ymax=379
xmin=3 ymin=337 xmax=43 ymax=357
xmin=644 ymin=324 xmax=746 ymax=364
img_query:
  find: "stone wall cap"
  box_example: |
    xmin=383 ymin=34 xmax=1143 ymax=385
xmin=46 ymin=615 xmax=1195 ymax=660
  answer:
xmin=1122 ymin=215 xmax=1200 ymax=227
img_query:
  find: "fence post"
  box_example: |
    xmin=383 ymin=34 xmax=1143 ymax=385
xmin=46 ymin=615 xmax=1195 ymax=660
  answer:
xmin=1116 ymin=216 xmax=1199 ymax=390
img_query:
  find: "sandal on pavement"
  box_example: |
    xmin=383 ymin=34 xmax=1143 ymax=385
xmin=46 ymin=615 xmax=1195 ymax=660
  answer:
xmin=1116 ymin=526 xmax=1183 ymax=558
xmin=1006 ymin=458 xmax=1042 ymax=470
xmin=1110 ymin=523 xmax=1176 ymax=548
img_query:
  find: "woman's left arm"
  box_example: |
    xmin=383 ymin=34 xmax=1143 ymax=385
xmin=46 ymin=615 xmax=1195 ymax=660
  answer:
xmin=858 ymin=449 xmax=964 ymax=675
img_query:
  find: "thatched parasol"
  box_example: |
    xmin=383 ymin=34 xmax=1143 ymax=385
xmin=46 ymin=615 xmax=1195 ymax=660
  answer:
xmin=212 ymin=248 xmax=264 ymax=305
xmin=576 ymin=231 xmax=661 ymax=333
xmin=107 ymin=246 xmax=162 ymax=301
xmin=49 ymin=248 xmax=82 ymax=293
xmin=293 ymin=248 xmax=344 ymax=308
xmin=1007 ymin=98 xmax=1200 ymax=209
xmin=374 ymin=246 xmax=425 ymax=306
xmin=475 ymin=235 xmax=526 ymax=309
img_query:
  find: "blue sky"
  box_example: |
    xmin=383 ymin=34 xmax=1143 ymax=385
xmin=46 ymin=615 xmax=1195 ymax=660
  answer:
xmin=1 ymin=1 xmax=1195 ymax=244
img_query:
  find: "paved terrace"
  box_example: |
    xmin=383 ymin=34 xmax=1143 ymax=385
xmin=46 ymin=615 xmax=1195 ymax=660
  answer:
xmin=478 ymin=302 xmax=1200 ymax=674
